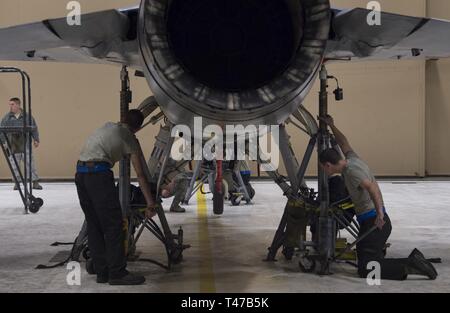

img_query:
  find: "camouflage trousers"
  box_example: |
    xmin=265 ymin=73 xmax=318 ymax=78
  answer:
xmin=284 ymin=199 xmax=310 ymax=248
xmin=168 ymin=173 xmax=190 ymax=210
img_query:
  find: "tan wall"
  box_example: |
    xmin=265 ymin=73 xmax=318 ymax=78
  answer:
xmin=0 ymin=0 xmax=448 ymax=179
xmin=426 ymin=0 xmax=450 ymax=175
xmin=0 ymin=0 xmax=154 ymax=179
xmin=288 ymin=60 xmax=426 ymax=177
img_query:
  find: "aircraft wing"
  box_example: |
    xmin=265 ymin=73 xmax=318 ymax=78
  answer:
xmin=326 ymin=7 xmax=450 ymax=60
xmin=0 ymin=7 xmax=141 ymax=68
xmin=1 ymin=5 xmax=450 ymax=68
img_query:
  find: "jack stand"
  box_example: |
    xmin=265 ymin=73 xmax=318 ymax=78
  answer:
xmin=316 ymin=64 xmax=334 ymax=275
xmin=264 ymin=127 xmax=317 ymax=262
xmin=184 ymin=158 xmax=224 ymax=215
xmin=183 ymin=158 xmax=251 ymax=210
xmin=265 ymin=64 xmax=337 ymax=275
xmin=119 ymin=66 xmax=132 ymax=219
xmin=183 ymin=159 xmax=209 ymax=204
xmin=119 ymin=67 xmax=188 ymax=268
xmin=127 ymin=202 xmax=189 ymax=270
xmin=37 ymin=73 xmax=191 ymax=271
xmin=227 ymin=135 xmax=253 ymax=205
xmin=132 ymin=119 xmax=190 ymax=268
xmin=231 ymin=160 xmax=253 ymax=205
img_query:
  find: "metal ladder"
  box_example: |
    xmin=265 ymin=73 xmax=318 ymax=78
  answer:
xmin=0 ymin=67 xmax=43 ymax=214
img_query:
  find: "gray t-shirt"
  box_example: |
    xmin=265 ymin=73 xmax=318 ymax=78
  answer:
xmin=342 ymin=151 xmax=381 ymax=215
xmin=79 ymin=122 xmax=139 ymax=166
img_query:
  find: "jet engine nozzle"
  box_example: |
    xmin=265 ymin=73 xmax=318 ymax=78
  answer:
xmin=139 ymin=0 xmax=330 ymax=128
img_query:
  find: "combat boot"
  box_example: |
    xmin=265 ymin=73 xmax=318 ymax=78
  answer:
xmin=170 ymin=203 xmax=186 ymax=213
xmin=406 ymin=248 xmax=438 ymax=280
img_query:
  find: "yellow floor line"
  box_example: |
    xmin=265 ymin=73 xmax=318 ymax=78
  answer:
xmin=196 ymin=187 xmax=216 ymax=292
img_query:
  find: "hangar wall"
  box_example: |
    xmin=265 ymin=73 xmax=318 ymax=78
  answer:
xmin=271 ymin=0 xmax=429 ymax=177
xmin=0 ymin=0 xmax=448 ymax=179
xmin=0 ymin=0 xmax=153 ymax=180
xmin=426 ymin=0 xmax=450 ymax=175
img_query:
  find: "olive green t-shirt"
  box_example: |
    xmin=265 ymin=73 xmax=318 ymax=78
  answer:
xmin=342 ymin=151 xmax=381 ymax=215
xmin=79 ymin=122 xmax=139 ymax=166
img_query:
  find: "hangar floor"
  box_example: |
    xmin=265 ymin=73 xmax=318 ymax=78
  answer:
xmin=0 ymin=180 xmax=449 ymax=293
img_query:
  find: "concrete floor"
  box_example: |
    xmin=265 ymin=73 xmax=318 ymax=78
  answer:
xmin=0 ymin=180 xmax=449 ymax=293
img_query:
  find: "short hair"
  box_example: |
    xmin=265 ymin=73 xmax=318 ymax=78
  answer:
xmin=9 ymin=98 xmax=21 ymax=105
xmin=319 ymin=148 xmax=343 ymax=165
xmin=125 ymin=109 xmax=144 ymax=131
